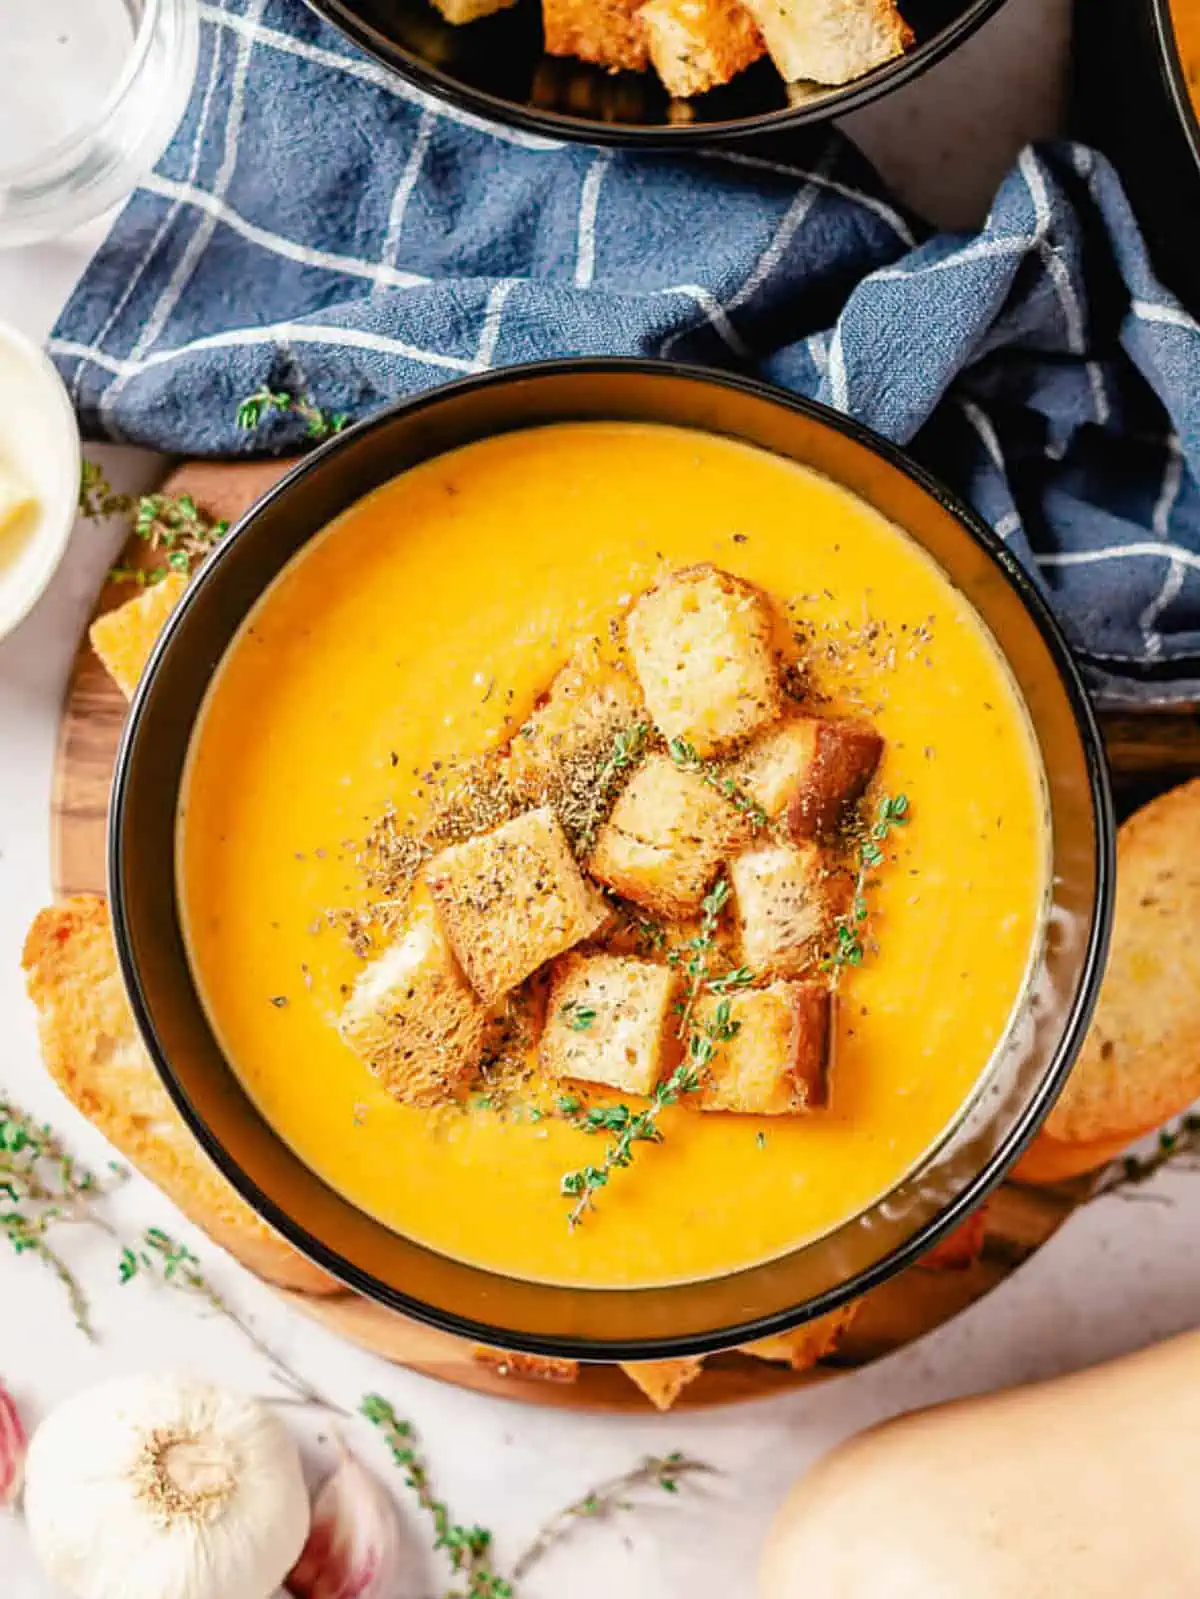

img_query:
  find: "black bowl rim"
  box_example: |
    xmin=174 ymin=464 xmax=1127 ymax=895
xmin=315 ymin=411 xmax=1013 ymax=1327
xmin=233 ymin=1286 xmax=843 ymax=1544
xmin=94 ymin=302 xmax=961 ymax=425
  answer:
xmin=1152 ymin=0 xmax=1200 ymax=166
xmin=301 ymin=0 xmax=1012 ymax=145
xmin=109 ymin=357 xmax=1115 ymax=1362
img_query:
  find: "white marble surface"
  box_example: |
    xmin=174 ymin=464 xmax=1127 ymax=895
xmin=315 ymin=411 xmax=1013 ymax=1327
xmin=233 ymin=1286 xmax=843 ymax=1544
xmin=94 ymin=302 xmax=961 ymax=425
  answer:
xmin=4 ymin=3 xmax=1198 ymax=1595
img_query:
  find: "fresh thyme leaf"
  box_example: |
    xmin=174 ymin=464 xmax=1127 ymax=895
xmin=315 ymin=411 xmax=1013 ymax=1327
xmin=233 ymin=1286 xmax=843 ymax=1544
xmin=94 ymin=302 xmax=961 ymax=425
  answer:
xmin=823 ymin=791 xmax=910 ymax=984
xmin=574 ymin=720 xmax=651 ymax=858
xmin=707 ymin=964 xmax=754 ymax=994
xmin=666 ymin=737 xmax=768 ymax=828
xmin=560 ymin=1000 xmax=597 ymax=1032
xmin=81 ymin=460 xmax=230 ymax=588
xmin=236 ymin=385 xmax=350 ymax=441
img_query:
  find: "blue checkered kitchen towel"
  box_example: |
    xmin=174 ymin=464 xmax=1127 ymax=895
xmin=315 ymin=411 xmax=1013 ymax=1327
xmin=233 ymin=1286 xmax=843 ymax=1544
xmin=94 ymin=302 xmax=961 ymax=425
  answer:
xmin=51 ymin=0 xmax=1200 ymax=704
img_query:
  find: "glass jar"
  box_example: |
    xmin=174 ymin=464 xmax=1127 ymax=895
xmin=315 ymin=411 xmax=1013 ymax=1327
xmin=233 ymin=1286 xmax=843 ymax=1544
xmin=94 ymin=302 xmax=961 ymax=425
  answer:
xmin=0 ymin=0 xmax=200 ymax=250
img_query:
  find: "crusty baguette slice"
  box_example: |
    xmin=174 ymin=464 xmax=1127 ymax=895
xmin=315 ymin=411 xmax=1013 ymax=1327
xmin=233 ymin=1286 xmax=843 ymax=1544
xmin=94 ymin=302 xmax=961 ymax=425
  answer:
xmin=540 ymin=951 xmax=680 ymax=1095
xmin=729 ymin=841 xmax=836 ymax=977
xmin=740 ymin=0 xmax=912 ymax=85
xmin=695 ymin=979 xmax=831 ymax=1114
xmin=589 ymin=752 xmax=749 ymax=919
xmin=426 ymin=806 xmax=608 ymax=1004
xmin=88 ymin=572 xmax=188 ymax=700
xmin=626 ymin=565 xmax=783 ymax=757
xmin=339 ymin=888 xmax=489 ymax=1106
xmin=543 ymin=0 xmax=651 ymax=69
xmin=739 ymin=1301 xmax=858 ymax=1366
xmin=21 ymin=895 xmax=338 ymax=1296
xmin=619 ymin=1356 xmax=705 ymax=1410
xmin=640 ymin=0 xmax=764 ymax=96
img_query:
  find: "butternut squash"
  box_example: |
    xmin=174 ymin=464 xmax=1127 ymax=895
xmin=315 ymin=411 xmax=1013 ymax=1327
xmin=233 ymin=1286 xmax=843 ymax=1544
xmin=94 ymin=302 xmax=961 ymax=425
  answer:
xmin=761 ymin=1331 xmax=1200 ymax=1597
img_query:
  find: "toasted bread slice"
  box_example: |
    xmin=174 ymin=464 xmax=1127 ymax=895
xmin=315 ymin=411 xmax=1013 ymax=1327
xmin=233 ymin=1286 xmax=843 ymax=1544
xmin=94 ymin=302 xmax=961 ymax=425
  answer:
xmin=472 ymin=1347 xmax=580 ymax=1383
xmin=590 ymin=752 xmax=748 ymax=918
xmin=626 ymin=566 xmax=783 ymax=757
xmin=1014 ymin=1128 xmax=1152 ymax=1186
xmin=620 ymin=1356 xmax=705 ymax=1410
xmin=729 ymin=841 xmax=836 ymax=977
xmin=695 ymin=980 xmax=830 ymax=1114
xmin=640 ymin=0 xmax=764 ymax=96
xmin=21 ymin=896 xmax=336 ymax=1296
xmin=88 ymin=573 xmax=188 ymax=700
xmin=733 ymin=716 xmax=883 ymax=839
xmin=339 ymin=889 xmax=488 ymax=1106
xmin=426 ymin=806 xmax=608 ymax=1004
xmin=543 ymin=0 xmax=650 ymax=69
xmin=540 ymin=952 xmax=679 ymax=1095
xmin=919 ymin=1206 xmax=988 ymax=1270
xmin=740 ymin=1301 xmax=858 ymax=1367
xmin=1045 ymin=778 xmax=1200 ymax=1145
xmin=741 ymin=0 xmax=911 ymax=84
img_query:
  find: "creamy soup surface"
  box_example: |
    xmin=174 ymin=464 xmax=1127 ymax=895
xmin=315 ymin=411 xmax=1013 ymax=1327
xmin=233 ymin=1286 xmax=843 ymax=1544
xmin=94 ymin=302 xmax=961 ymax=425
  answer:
xmin=179 ymin=422 xmax=1048 ymax=1289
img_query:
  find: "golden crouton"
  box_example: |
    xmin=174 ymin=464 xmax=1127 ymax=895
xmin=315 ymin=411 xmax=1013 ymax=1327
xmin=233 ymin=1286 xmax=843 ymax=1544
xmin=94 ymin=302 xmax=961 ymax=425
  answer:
xmin=740 ymin=0 xmax=911 ymax=85
xmin=734 ymin=716 xmax=882 ymax=839
xmin=517 ymin=638 xmax=644 ymax=761
xmin=543 ymin=0 xmax=650 ymax=70
xmin=640 ymin=0 xmax=764 ymax=96
xmin=88 ymin=572 xmax=188 ymax=700
xmin=540 ymin=952 xmax=679 ymax=1095
xmin=425 ymin=806 xmax=608 ymax=1003
xmin=626 ymin=566 xmax=783 ymax=757
xmin=740 ymin=1301 xmax=859 ymax=1367
xmin=695 ymin=980 xmax=831 ymax=1114
xmin=339 ymin=891 xmax=488 ymax=1106
xmin=21 ymin=895 xmax=337 ymax=1296
xmin=620 ymin=1356 xmax=705 ymax=1410
xmin=589 ymin=752 xmax=748 ymax=918
xmin=430 ymin=0 xmax=517 ymax=21
xmin=729 ymin=842 xmax=835 ymax=977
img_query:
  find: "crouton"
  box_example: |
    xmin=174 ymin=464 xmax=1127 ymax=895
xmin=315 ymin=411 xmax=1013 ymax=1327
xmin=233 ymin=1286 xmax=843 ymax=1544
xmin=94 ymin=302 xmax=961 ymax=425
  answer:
xmin=739 ymin=1301 xmax=859 ymax=1367
xmin=540 ymin=952 xmax=679 ymax=1095
xmin=425 ymin=806 xmax=608 ymax=1003
xmin=543 ymin=0 xmax=650 ymax=70
xmin=740 ymin=0 xmax=912 ymax=85
xmin=626 ymin=566 xmax=783 ymax=757
xmin=430 ymin=0 xmax=518 ymax=22
xmin=729 ymin=842 xmax=837 ymax=977
xmin=695 ymin=980 xmax=831 ymax=1114
xmin=589 ymin=752 xmax=748 ymax=918
xmin=21 ymin=895 xmax=337 ymax=1296
xmin=620 ymin=1357 xmax=705 ymax=1410
xmin=640 ymin=0 xmax=764 ymax=96
xmin=339 ymin=891 xmax=488 ymax=1106
xmin=733 ymin=716 xmax=882 ymax=839
xmin=519 ymin=638 xmax=644 ymax=761
xmin=88 ymin=572 xmax=189 ymax=699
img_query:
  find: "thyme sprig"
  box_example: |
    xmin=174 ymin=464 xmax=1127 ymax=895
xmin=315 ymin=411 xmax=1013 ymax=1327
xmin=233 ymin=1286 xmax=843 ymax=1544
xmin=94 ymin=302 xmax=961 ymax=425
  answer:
xmin=80 ymin=461 xmax=229 ymax=588
xmin=575 ymin=721 xmax=650 ymax=857
xmin=823 ymin=792 xmax=910 ymax=983
xmin=236 ymin=385 xmax=349 ymax=440
xmin=667 ymin=737 xmax=768 ymax=828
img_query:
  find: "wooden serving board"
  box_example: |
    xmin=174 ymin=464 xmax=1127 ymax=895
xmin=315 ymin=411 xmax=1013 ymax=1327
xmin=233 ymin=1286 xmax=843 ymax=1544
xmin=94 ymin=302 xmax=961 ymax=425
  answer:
xmin=50 ymin=460 xmax=1199 ymax=1412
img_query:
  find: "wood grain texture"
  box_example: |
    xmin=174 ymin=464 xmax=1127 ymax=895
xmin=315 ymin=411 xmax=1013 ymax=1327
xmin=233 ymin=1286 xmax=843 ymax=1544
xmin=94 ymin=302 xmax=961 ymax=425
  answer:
xmin=51 ymin=458 xmax=1176 ymax=1412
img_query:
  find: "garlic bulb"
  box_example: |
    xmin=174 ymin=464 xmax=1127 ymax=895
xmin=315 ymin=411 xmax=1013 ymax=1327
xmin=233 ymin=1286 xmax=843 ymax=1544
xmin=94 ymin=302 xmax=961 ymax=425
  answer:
xmin=23 ymin=1374 xmax=310 ymax=1599
xmin=0 ymin=1379 xmax=26 ymax=1506
xmin=287 ymin=1441 xmax=405 ymax=1599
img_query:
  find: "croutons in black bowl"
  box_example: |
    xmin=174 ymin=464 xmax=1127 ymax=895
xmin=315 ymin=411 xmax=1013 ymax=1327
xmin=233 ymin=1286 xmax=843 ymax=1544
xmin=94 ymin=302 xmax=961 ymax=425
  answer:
xmin=109 ymin=360 xmax=1111 ymax=1364
xmin=302 ymin=0 xmax=1011 ymax=143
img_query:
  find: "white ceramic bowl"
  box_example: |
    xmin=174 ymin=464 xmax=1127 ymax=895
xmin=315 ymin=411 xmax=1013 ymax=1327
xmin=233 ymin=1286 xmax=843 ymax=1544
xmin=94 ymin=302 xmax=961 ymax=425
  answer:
xmin=0 ymin=321 xmax=82 ymax=642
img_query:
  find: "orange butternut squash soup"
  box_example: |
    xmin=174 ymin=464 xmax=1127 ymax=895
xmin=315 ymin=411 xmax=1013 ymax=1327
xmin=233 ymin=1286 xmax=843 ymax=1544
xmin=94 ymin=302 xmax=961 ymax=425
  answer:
xmin=178 ymin=422 xmax=1049 ymax=1290
xmin=1173 ymin=0 xmax=1200 ymax=114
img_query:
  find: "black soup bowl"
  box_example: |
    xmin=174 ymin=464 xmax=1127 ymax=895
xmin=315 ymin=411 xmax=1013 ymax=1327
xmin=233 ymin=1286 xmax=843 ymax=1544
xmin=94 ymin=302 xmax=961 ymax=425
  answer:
xmin=110 ymin=360 xmax=1113 ymax=1363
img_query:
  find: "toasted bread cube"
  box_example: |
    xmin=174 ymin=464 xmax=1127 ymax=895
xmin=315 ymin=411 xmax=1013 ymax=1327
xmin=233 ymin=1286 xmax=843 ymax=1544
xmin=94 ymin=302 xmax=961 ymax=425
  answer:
xmin=733 ymin=716 xmax=882 ymax=839
xmin=589 ymin=753 xmax=748 ymax=918
xmin=740 ymin=0 xmax=911 ymax=85
xmin=425 ymin=806 xmax=608 ymax=1003
xmin=695 ymin=980 xmax=831 ymax=1113
xmin=540 ymin=952 xmax=679 ymax=1095
xmin=640 ymin=0 xmax=764 ymax=96
xmin=626 ymin=565 xmax=783 ymax=757
xmin=430 ymin=0 xmax=517 ymax=22
xmin=543 ymin=0 xmax=650 ymax=70
xmin=339 ymin=893 xmax=488 ymax=1105
xmin=730 ymin=842 xmax=835 ymax=977
xmin=89 ymin=572 xmax=189 ymax=699
xmin=509 ymin=638 xmax=645 ymax=800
